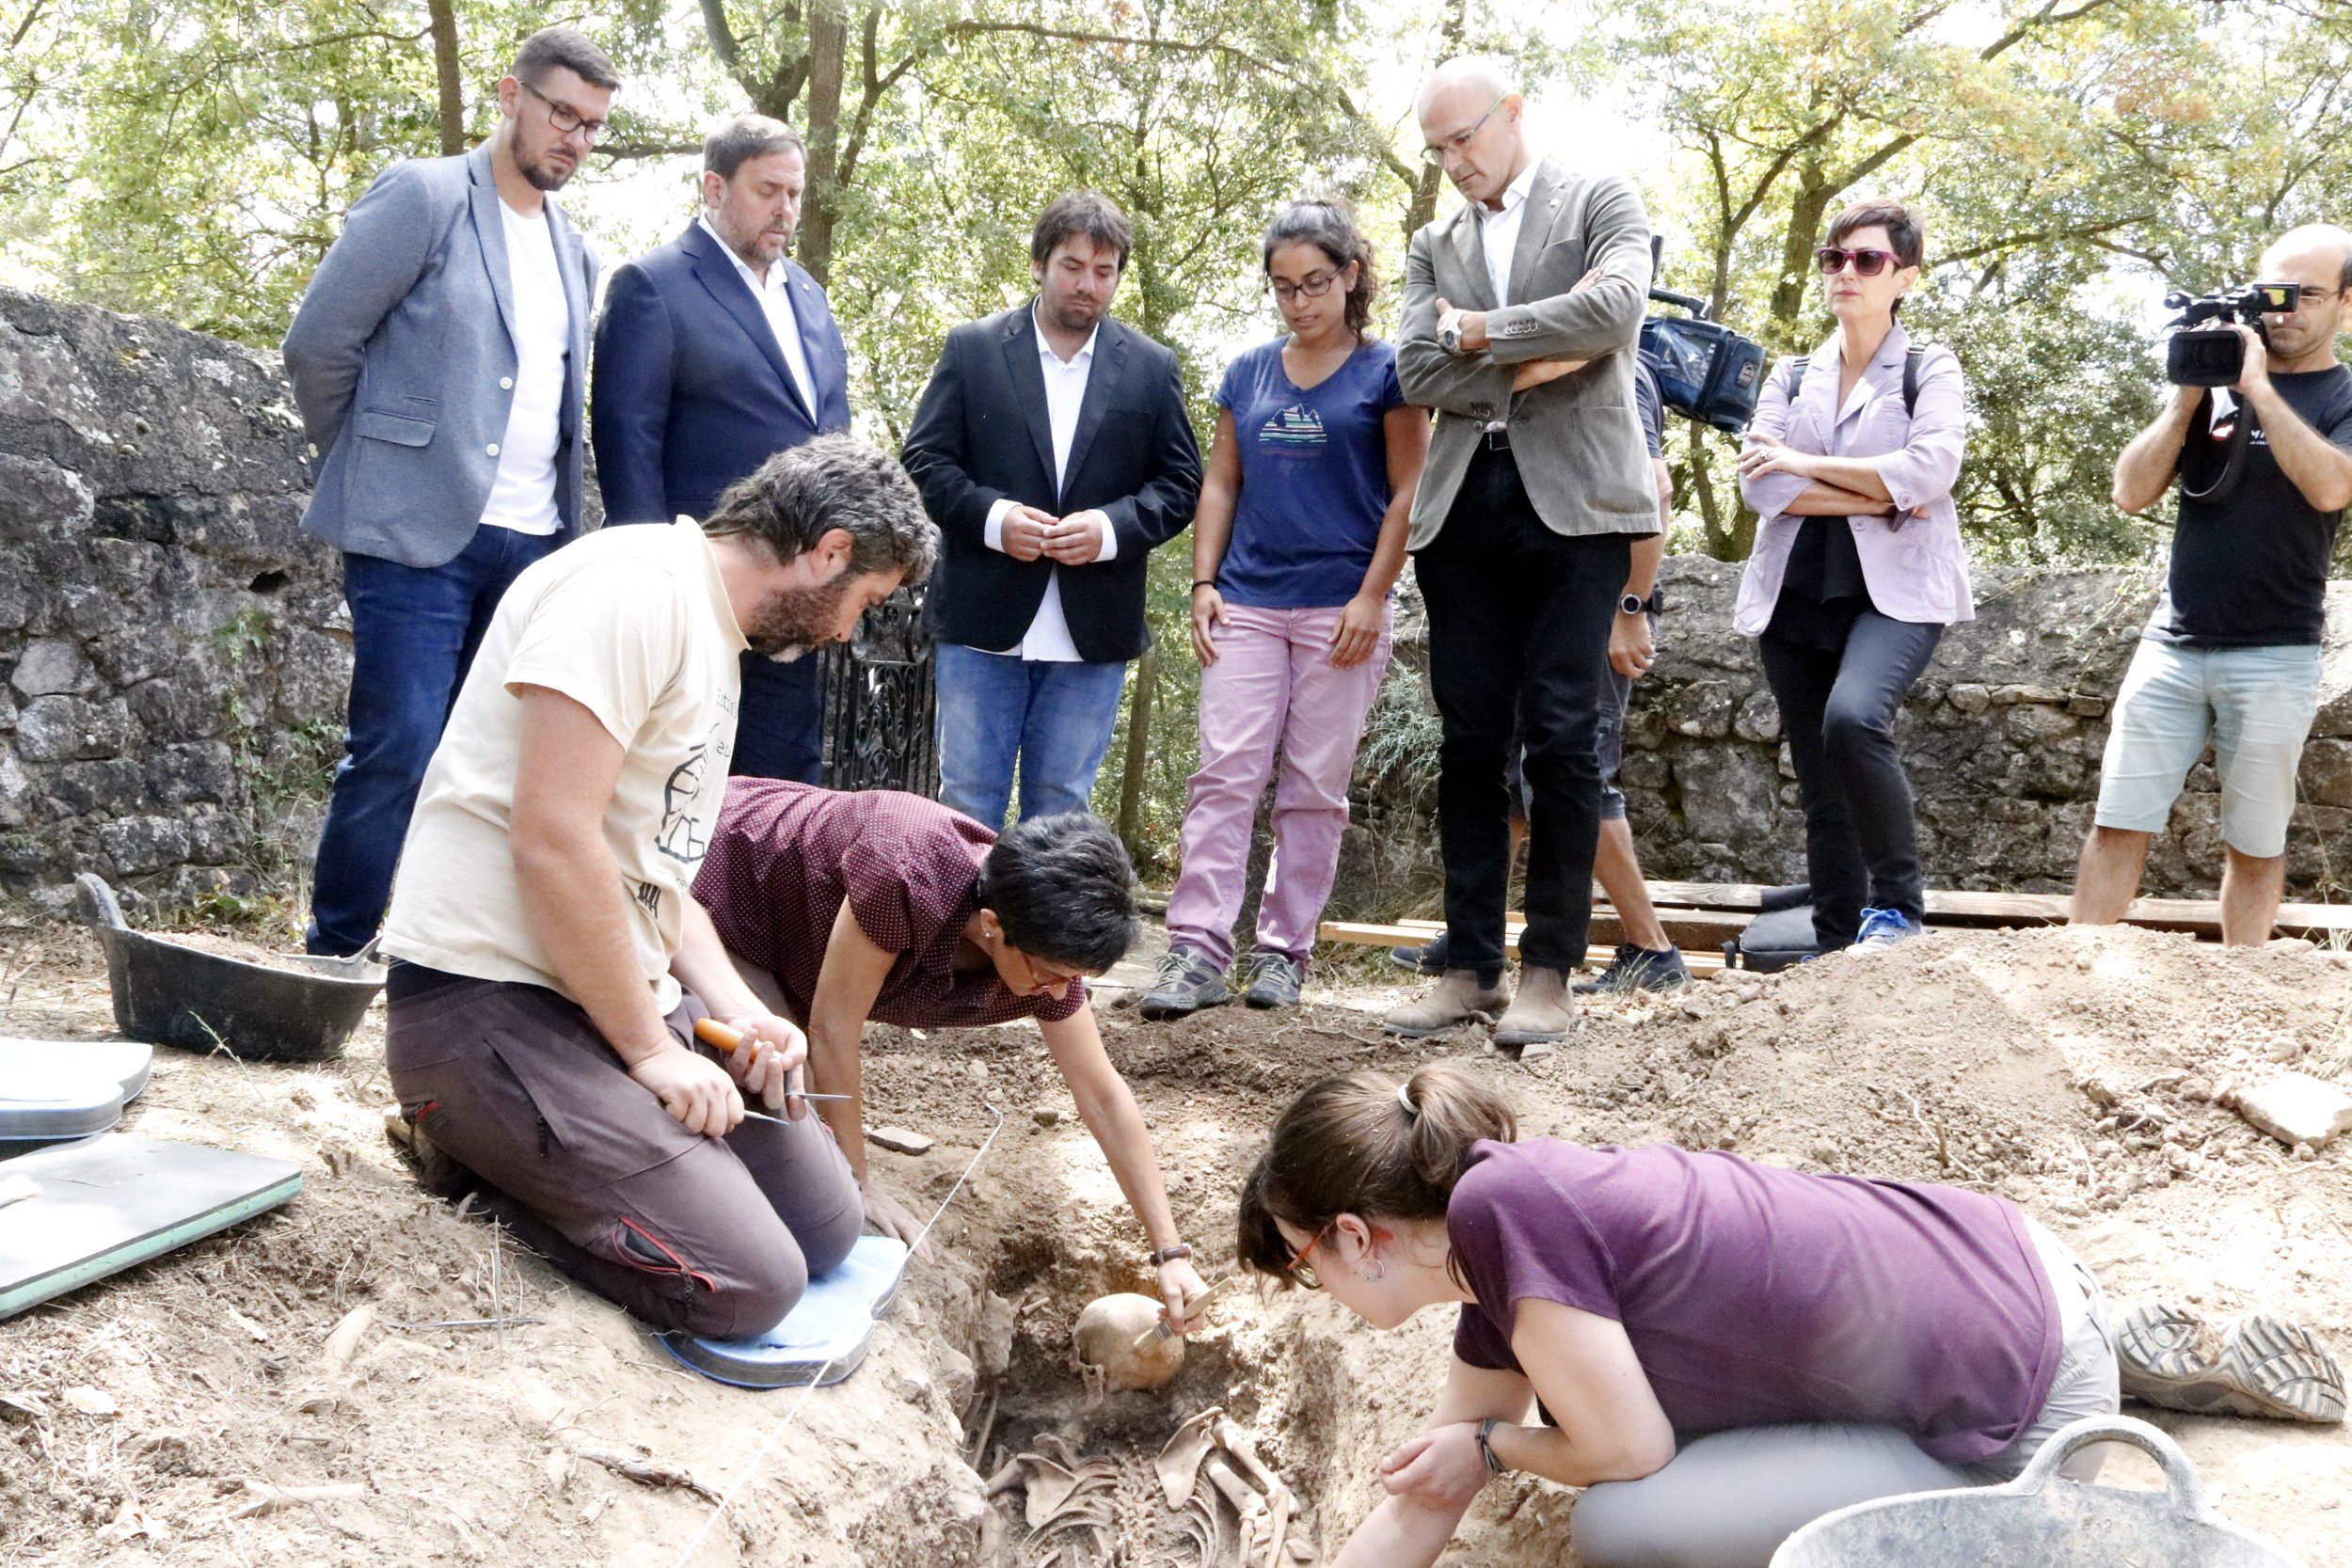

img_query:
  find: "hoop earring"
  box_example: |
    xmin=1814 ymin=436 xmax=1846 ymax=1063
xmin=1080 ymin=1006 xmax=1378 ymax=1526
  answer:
xmin=1362 ymin=1253 xmax=1385 ymax=1283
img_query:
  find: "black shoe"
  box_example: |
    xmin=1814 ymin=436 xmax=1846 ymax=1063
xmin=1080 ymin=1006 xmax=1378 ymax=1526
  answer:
xmin=1391 ymin=931 xmax=1450 ymax=975
xmin=1572 ymin=943 xmax=1691 ymax=994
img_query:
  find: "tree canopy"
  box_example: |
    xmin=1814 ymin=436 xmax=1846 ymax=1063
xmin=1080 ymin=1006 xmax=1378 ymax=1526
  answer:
xmin=7 ymin=0 xmax=2349 ymax=864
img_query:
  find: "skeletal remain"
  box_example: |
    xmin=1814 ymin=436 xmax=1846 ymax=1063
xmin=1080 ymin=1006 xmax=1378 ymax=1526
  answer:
xmin=1073 ymin=1293 xmax=1185 ymax=1404
xmin=998 ymin=1410 xmax=1306 ymax=1568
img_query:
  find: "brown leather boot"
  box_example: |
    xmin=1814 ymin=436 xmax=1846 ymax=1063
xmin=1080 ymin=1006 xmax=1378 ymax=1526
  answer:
xmin=1495 ymin=965 xmax=1575 ymax=1045
xmin=1384 ymin=969 xmax=1509 ymax=1037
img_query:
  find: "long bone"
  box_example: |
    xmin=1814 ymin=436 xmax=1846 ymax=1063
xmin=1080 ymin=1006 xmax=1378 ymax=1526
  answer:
xmin=1211 ymin=1418 xmax=1295 ymax=1568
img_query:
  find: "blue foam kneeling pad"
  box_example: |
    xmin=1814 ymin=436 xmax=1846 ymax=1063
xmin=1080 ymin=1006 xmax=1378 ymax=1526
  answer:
xmin=660 ymin=1235 xmax=911 ymax=1389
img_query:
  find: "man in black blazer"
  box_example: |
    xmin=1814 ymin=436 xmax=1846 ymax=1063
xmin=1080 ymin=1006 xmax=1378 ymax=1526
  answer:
xmin=592 ymin=114 xmax=854 ymax=783
xmin=900 ymin=192 xmax=1201 ymax=827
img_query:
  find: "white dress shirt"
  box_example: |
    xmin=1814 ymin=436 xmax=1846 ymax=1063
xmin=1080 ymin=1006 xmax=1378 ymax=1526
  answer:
xmin=975 ymin=307 xmax=1120 ymax=663
xmin=1475 ymin=158 xmax=1542 ymax=308
xmin=700 ymin=216 xmax=818 ymax=417
xmin=478 ymin=200 xmax=569 ymax=535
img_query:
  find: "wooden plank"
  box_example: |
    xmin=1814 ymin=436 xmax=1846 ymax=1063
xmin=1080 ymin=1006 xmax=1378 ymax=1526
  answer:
xmin=1636 ymin=879 xmax=2352 ymax=938
xmin=1316 ymin=923 xmax=1726 ymax=974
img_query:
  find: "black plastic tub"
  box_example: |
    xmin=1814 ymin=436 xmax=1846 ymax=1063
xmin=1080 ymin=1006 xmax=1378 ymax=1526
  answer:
xmin=76 ymin=874 xmax=385 ymax=1063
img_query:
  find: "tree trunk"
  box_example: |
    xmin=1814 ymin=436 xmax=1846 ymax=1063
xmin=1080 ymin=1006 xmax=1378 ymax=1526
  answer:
xmin=796 ymin=3 xmax=849 ymax=287
xmin=1768 ymin=164 xmax=1837 ymax=342
xmin=426 ymin=0 xmax=465 ymax=155
xmin=1688 ymin=422 xmax=1752 ymax=562
xmin=1398 ymin=0 xmax=1469 ymax=243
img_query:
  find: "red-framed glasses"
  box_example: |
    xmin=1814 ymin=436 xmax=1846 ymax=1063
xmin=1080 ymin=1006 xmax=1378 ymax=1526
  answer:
xmin=1286 ymin=1220 xmax=1336 ymax=1289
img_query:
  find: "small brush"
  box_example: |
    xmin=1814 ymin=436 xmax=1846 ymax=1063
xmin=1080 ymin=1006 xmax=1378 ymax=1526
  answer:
xmin=1132 ymin=1275 xmax=1232 ymax=1351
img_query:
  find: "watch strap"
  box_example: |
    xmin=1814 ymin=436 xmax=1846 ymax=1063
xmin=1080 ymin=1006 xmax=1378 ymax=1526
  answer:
xmin=1148 ymin=1243 xmax=1193 ymax=1266
xmin=1477 ymin=1416 xmax=1506 ymax=1474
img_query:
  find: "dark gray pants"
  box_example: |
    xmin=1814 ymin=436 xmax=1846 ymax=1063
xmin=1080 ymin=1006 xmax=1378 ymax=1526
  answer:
xmin=386 ymin=974 xmax=862 ymax=1339
xmin=1759 ymin=610 xmax=1943 ymax=948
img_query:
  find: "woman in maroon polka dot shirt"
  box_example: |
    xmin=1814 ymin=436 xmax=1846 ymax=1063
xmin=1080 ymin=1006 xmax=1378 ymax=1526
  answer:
xmin=695 ymin=777 xmax=1214 ymax=1330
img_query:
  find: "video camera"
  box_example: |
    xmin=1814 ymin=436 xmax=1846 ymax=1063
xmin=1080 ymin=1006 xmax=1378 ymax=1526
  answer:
xmin=2164 ymin=282 xmax=2300 ymax=387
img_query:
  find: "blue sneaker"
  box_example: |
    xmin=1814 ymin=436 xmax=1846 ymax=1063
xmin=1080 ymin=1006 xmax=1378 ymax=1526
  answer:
xmin=1847 ymin=908 xmax=1920 ymax=954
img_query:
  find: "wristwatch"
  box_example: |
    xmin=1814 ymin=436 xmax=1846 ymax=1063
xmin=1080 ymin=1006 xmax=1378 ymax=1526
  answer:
xmin=1476 ymin=1417 xmax=1507 ymax=1475
xmin=1619 ymin=593 xmax=1647 ymax=616
xmin=1438 ymin=317 xmax=1463 ymax=355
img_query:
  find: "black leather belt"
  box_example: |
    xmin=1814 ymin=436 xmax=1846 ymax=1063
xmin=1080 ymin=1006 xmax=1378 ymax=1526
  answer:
xmin=1482 ymin=424 xmax=1512 ymax=451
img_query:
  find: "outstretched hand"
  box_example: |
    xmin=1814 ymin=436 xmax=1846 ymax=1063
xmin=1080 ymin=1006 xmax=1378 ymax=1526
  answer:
xmin=862 ymin=1178 xmax=932 ymax=1259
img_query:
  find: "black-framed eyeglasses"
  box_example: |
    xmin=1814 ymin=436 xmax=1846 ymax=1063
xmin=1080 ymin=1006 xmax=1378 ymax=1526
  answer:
xmin=1269 ymin=270 xmax=1341 ymax=303
xmin=1817 ymin=245 xmax=1898 ymax=277
xmin=1420 ymin=93 xmax=1507 ymax=168
xmin=518 ymin=77 xmax=608 ymax=142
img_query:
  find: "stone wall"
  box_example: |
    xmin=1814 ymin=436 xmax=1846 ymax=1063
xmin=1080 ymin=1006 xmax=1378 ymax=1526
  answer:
xmin=1336 ymin=559 xmax=2352 ymax=916
xmin=0 ymin=288 xmax=349 ymax=915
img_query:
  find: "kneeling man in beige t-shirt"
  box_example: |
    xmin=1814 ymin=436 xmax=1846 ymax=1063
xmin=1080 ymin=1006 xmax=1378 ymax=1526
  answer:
xmin=375 ymin=436 xmax=935 ymax=1339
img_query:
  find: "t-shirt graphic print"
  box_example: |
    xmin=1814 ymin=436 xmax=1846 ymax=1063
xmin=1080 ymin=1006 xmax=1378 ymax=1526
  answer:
xmin=1259 ymin=404 xmax=1328 ymax=451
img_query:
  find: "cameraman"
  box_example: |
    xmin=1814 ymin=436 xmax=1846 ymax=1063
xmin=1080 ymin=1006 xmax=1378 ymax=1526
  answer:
xmin=2073 ymin=224 xmax=2352 ymax=944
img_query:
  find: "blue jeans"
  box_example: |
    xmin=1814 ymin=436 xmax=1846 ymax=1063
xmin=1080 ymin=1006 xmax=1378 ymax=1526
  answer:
xmin=932 ymin=643 xmax=1128 ymax=829
xmin=307 ymin=526 xmax=559 ymax=956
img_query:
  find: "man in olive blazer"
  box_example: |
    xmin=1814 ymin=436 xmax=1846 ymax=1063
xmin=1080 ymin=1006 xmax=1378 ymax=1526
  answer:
xmin=1390 ymin=57 xmax=1660 ymax=1044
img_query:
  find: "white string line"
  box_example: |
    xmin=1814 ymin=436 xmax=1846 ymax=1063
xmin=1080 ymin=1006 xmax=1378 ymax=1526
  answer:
xmin=667 ymin=1100 xmax=1008 ymax=1568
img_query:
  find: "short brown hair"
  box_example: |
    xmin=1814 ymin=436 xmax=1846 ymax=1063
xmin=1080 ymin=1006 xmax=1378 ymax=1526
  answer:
xmin=512 ymin=26 xmax=620 ymax=93
xmin=1236 ymin=1062 xmax=1516 ymax=1289
xmin=1031 ymin=191 xmax=1133 ymax=273
xmin=705 ymin=114 xmax=804 ymax=181
xmin=1825 ymin=198 xmax=1924 ymax=269
xmin=703 ymin=434 xmax=937 ymax=585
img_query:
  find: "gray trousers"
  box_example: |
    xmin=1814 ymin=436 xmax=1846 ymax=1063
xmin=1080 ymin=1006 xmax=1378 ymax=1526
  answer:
xmin=385 ymin=974 xmax=863 ymax=1340
xmin=1570 ymin=1223 xmax=2120 ymax=1568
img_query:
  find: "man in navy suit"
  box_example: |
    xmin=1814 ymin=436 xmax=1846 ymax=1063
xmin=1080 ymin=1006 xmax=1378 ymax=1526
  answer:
xmin=899 ymin=192 xmax=1202 ymax=828
xmin=282 ymin=26 xmax=615 ymax=957
xmin=592 ymin=115 xmax=853 ymax=783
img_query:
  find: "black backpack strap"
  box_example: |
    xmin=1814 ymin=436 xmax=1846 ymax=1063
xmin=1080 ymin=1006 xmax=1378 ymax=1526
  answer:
xmin=1779 ymin=353 xmax=1809 ymax=404
xmin=1902 ymin=344 xmax=1926 ymax=417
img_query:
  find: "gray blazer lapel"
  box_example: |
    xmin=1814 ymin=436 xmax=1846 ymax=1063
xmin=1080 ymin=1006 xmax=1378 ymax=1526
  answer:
xmin=551 ymin=205 xmax=592 ymax=434
xmin=466 ymin=150 xmax=518 ymax=353
xmin=1450 ymin=209 xmax=1495 ymax=310
xmin=1000 ymin=308 xmax=1057 ymax=490
xmin=1061 ymin=327 xmax=1126 ymax=506
xmin=1506 ymin=162 xmax=1570 ymax=307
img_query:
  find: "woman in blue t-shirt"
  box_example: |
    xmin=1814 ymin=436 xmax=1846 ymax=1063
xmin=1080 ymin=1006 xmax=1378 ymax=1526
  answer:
xmin=1141 ymin=199 xmax=1430 ymax=1018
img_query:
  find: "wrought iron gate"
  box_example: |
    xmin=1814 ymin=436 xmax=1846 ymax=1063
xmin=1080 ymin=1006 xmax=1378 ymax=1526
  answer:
xmin=818 ymin=587 xmax=937 ymax=795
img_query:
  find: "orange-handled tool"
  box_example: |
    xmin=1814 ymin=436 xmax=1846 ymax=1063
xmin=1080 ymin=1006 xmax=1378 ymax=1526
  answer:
xmin=691 ymin=1019 xmax=851 ymax=1101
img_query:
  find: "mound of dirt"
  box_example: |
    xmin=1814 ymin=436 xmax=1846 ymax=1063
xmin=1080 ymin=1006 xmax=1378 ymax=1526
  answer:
xmin=3 ymin=917 xmax=2348 ymax=1566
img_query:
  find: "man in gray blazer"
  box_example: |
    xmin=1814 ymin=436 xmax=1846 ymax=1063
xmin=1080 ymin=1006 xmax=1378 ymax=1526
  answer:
xmin=281 ymin=26 xmax=616 ymax=958
xmin=1387 ymin=57 xmax=1661 ymax=1044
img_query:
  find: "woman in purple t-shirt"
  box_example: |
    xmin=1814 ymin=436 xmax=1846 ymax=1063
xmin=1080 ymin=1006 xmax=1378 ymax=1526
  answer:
xmin=1237 ymin=1063 xmax=2121 ymax=1567
xmin=1140 ymin=199 xmax=1429 ymax=1020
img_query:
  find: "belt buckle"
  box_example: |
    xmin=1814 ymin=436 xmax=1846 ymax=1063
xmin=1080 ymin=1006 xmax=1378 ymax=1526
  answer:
xmin=1482 ymin=423 xmax=1511 ymax=452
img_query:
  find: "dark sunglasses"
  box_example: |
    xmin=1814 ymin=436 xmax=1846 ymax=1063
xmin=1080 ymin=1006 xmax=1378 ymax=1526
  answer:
xmin=1817 ymin=246 xmax=1899 ymax=277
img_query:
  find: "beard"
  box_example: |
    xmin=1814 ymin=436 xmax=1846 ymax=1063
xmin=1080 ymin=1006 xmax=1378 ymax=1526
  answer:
xmin=517 ymin=144 xmax=579 ymax=193
xmin=742 ymin=571 xmax=857 ymax=658
xmin=1046 ymin=293 xmax=1105 ymax=334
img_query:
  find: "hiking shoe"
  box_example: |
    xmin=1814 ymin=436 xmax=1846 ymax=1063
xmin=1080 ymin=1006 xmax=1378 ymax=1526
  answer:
xmin=1847 ymin=908 xmax=1921 ymax=953
xmin=1384 ymin=969 xmax=1510 ymax=1037
xmin=1391 ymin=932 xmax=1450 ymax=974
xmin=1138 ymin=947 xmax=1232 ymax=1021
xmin=1237 ymin=951 xmax=1304 ymax=1009
xmin=1573 ymin=943 xmax=1692 ymax=994
xmin=2117 ymin=1303 xmax=2347 ymax=1423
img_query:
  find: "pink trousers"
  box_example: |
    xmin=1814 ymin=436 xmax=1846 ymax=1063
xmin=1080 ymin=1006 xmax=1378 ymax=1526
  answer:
xmin=1166 ymin=601 xmax=1394 ymax=968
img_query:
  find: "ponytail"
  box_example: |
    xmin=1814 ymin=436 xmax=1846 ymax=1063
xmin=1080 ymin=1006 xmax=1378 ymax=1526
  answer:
xmin=1237 ymin=1062 xmax=1517 ymax=1285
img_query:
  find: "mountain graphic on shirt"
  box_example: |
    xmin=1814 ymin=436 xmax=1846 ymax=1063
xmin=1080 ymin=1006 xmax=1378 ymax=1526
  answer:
xmin=1259 ymin=404 xmax=1327 ymax=451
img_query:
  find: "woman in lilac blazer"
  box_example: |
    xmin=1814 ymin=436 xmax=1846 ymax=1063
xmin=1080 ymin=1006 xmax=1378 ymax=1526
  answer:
xmin=1736 ymin=198 xmax=1972 ymax=954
